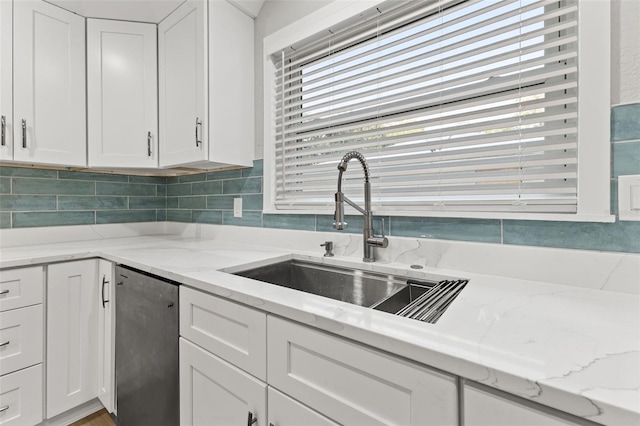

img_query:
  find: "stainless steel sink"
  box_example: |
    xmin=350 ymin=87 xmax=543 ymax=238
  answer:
xmin=233 ymin=259 xmax=409 ymax=307
xmin=232 ymin=259 xmax=468 ymax=323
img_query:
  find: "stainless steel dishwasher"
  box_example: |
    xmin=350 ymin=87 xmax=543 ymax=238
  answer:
xmin=115 ymin=265 xmax=179 ymax=426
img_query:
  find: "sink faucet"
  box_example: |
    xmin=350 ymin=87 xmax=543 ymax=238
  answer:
xmin=333 ymin=151 xmax=388 ymax=262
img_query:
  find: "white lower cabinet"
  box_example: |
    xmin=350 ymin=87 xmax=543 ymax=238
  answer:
xmin=268 ymin=387 xmax=339 ymax=426
xmin=0 ymin=365 xmax=43 ymax=426
xmin=463 ymin=382 xmax=587 ymax=426
xmin=180 ymin=338 xmax=266 ymax=426
xmin=46 ymin=260 xmax=98 ymax=418
xmin=96 ymin=260 xmax=115 ymax=414
xmin=0 ymin=266 xmax=44 ymax=426
xmin=268 ymin=316 xmax=458 ymax=426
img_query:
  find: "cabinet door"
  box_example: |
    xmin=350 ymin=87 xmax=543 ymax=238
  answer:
xmin=268 ymin=387 xmax=339 ymax=426
xmin=88 ymin=19 xmax=158 ymax=168
xmin=208 ymin=1 xmax=253 ymax=167
xmin=158 ymin=0 xmax=208 ymax=167
xmin=0 ymin=0 xmax=12 ymax=161
xmin=464 ymin=383 xmax=586 ymax=426
xmin=46 ymin=260 xmax=98 ymax=419
xmin=97 ymin=260 xmax=115 ymax=414
xmin=13 ymin=1 xmax=86 ymax=167
xmin=268 ymin=316 xmax=458 ymax=426
xmin=180 ymin=338 xmax=266 ymax=426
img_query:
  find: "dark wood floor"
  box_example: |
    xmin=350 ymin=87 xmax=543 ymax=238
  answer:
xmin=70 ymin=409 xmax=115 ymax=426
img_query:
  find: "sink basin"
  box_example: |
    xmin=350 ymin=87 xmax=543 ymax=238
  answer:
xmin=232 ymin=259 xmax=467 ymax=323
xmin=233 ymin=259 xmax=412 ymax=307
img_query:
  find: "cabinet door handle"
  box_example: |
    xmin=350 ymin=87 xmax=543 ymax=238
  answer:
xmin=1 ymin=115 xmax=5 ymax=146
xmin=195 ymin=117 xmax=202 ymax=147
xmin=147 ymin=131 xmax=152 ymax=157
xmin=247 ymin=411 xmax=257 ymax=426
xmin=21 ymin=119 xmax=26 ymax=148
xmin=101 ymin=275 xmax=109 ymax=308
xmin=0 ymin=341 xmax=10 ymax=347
xmin=0 ymin=289 xmax=9 ymax=295
xmin=0 ymin=405 xmax=9 ymax=413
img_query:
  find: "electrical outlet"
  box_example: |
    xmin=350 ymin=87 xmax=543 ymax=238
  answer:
xmin=233 ymin=198 xmax=242 ymax=218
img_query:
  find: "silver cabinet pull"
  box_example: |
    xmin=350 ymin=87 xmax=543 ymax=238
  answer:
xmin=0 ymin=405 xmax=9 ymax=413
xmin=1 ymin=115 xmax=5 ymax=146
xmin=21 ymin=119 xmax=26 ymax=148
xmin=195 ymin=118 xmax=202 ymax=147
xmin=101 ymin=275 xmax=110 ymax=308
xmin=247 ymin=412 xmax=257 ymax=426
xmin=147 ymin=131 xmax=152 ymax=157
xmin=0 ymin=341 xmax=10 ymax=347
xmin=0 ymin=289 xmax=9 ymax=295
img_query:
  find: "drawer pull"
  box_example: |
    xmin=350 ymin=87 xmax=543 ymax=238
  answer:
xmin=0 ymin=341 xmax=9 ymax=347
xmin=0 ymin=289 xmax=9 ymax=295
xmin=247 ymin=411 xmax=257 ymax=426
xmin=0 ymin=405 xmax=9 ymax=413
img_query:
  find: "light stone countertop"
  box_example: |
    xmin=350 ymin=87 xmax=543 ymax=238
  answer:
xmin=0 ymin=227 xmax=638 ymax=425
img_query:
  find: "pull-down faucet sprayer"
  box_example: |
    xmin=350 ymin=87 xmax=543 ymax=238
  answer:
xmin=333 ymin=151 xmax=388 ymax=262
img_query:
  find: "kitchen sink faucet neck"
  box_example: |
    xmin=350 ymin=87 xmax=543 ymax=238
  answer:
xmin=334 ymin=151 xmax=388 ymax=262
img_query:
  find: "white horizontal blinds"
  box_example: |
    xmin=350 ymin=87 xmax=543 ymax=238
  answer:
xmin=273 ymin=0 xmax=578 ymax=213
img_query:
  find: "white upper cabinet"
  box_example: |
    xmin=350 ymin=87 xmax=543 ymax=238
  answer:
xmin=158 ymin=0 xmax=208 ymax=168
xmin=88 ymin=19 xmax=158 ymax=168
xmin=13 ymin=1 xmax=86 ymax=167
xmin=159 ymin=0 xmax=254 ymax=169
xmin=0 ymin=0 xmax=12 ymax=161
xmin=208 ymin=0 xmax=253 ymax=168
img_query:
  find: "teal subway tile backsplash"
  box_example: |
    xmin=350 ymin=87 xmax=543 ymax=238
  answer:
xmin=0 ymin=167 xmax=57 ymax=178
xmin=191 ymin=180 xmax=222 ymax=195
xmin=0 ymin=212 xmax=10 ymax=228
xmin=392 ymin=217 xmax=502 ymax=243
xmin=13 ymin=178 xmax=94 ymax=195
xmin=612 ymin=141 xmax=640 ymax=177
xmin=0 ymin=166 xmax=165 ymax=228
xmin=611 ymin=103 xmax=640 ymax=142
xmin=222 ymin=177 xmax=261 ymax=194
xmin=58 ymin=170 xmax=128 ymax=182
xmin=0 ymin=195 xmax=57 ymax=211
xmin=96 ymin=210 xmax=158 ymax=224
xmin=167 ymin=183 xmax=193 ymax=196
xmin=222 ymin=211 xmax=262 ymax=227
xmin=179 ymin=196 xmax=206 ymax=210
xmin=2 ymin=104 xmax=640 ymax=254
xmin=97 ymin=182 xmax=157 ymax=197
xmin=129 ymin=196 xmax=166 ymax=209
xmin=263 ymin=214 xmax=316 ymax=231
xmin=504 ymin=220 xmax=640 ymax=253
xmin=0 ymin=178 xmax=9 ymax=194
xmin=58 ymin=196 xmax=128 ymax=210
xmin=13 ymin=211 xmax=95 ymax=228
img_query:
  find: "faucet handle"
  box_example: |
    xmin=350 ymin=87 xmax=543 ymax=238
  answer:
xmin=380 ymin=218 xmax=386 ymax=238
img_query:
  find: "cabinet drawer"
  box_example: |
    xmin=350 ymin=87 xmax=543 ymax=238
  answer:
xmin=464 ymin=383 xmax=586 ymax=426
xmin=268 ymin=387 xmax=339 ymax=426
xmin=0 ymin=267 xmax=43 ymax=312
xmin=0 ymin=364 xmax=43 ymax=426
xmin=0 ymin=304 xmax=43 ymax=376
xmin=180 ymin=286 xmax=267 ymax=380
xmin=268 ymin=316 xmax=458 ymax=426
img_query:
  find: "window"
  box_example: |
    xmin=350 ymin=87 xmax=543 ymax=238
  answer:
xmin=263 ymin=0 xmax=612 ymax=221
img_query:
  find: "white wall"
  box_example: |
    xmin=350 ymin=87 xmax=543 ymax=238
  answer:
xmin=611 ymin=0 xmax=640 ymax=105
xmin=254 ymin=0 xmax=640 ymax=159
